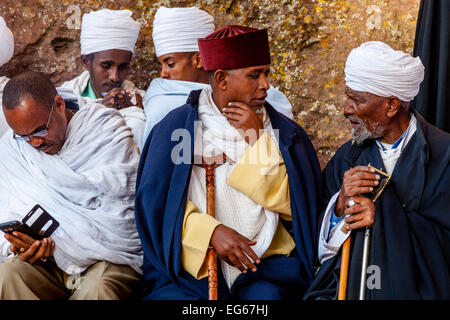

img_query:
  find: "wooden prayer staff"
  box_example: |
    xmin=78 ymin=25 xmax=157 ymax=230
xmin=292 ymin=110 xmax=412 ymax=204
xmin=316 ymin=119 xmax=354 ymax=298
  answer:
xmin=338 ymin=164 xmax=391 ymax=300
xmin=338 ymin=236 xmax=351 ymax=300
xmin=197 ymin=153 xmax=228 ymax=300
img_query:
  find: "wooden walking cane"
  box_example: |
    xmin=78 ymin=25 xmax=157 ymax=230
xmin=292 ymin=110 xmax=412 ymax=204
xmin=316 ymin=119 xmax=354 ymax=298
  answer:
xmin=338 ymin=200 xmax=354 ymax=300
xmin=196 ymin=153 xmax=228 ymax=300
xmin=338 ymin=236 xmax=351 ymax=300
xmin=337 ymin=164 xmax=391 ymax=300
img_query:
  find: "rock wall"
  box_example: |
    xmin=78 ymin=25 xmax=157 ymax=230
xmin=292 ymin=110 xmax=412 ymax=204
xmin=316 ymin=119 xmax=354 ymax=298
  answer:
xmin=0 ymin=0 xmax=420 ymax=168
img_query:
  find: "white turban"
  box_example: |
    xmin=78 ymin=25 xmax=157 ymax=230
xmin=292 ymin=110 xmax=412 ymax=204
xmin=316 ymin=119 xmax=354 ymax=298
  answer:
xmin=152 ymin=6 xmax=215 ymax=57
xmin=345 ymin=41 xmax=424 ymax=102
xmin=0 ymin=16 xmax=14 ymax=67
xmin=81 ymin=9 xmax=141 ymax=55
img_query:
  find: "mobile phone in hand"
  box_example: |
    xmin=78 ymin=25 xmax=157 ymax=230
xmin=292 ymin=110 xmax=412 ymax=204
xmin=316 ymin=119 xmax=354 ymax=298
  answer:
xmin=0 ymin=204 xmax=59 ymax=240
xmin=0 ymin=220 xmax=41 ymax=239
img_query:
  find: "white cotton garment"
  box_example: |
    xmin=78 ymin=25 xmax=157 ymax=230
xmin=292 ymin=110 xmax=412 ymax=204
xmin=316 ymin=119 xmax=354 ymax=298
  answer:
xmin=0 ymin=76 xmax=10 ymax=137
xmin=152 ymin=6 xmax=215 ymax=57
xmin=60 ymin=71 xmax=146 ymax=149
xmin=0 ymin=98 xmax=143 ymax=275
xmin=345 ymin=41 xmax=425 ymax=102
xmin=188 ymin=86 xmax=279 ymax=288
xmin=81 ymin=9 xmax=141 ymax=55
xmin=0 ymin=16 xmax=14 ymax=67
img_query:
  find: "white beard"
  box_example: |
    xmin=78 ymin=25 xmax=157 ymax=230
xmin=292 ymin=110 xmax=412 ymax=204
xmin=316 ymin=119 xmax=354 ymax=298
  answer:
xmin=348 ymin=116 xmax=384 ymax=145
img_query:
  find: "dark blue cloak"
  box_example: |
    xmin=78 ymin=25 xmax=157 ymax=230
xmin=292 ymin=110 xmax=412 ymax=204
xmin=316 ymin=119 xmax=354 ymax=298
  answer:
xmin=135 ymin=90 xmax=322 ymax=300
xmin=305 ymin=110 xmax=450 ymax=300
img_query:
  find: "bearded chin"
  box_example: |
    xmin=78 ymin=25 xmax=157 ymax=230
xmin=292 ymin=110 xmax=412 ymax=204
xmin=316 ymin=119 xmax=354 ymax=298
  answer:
xmin=351 ymin=121 xmax=384 ymax=145
xmin=352 ymin=127 xmax=372 ymax=145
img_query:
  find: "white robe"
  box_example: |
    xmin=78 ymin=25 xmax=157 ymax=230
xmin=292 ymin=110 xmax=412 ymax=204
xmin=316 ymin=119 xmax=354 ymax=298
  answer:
xmin=0 ymin=99 xmax=143 ymax=274
xmin=0 ymin=76 xmax=10 ymax=137
xmin=61 ymin=71 xmax=146 ymax=149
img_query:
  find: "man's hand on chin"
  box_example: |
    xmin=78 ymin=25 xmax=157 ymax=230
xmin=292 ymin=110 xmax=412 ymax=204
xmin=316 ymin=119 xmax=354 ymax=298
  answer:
xmin=221 ymin=101 xmax=264 ymax=146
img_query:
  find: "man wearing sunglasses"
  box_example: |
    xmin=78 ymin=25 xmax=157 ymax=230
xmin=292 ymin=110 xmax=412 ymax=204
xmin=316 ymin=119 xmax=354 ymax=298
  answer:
xmin=10 ymin=98 xmax=64 ymax=155
xmin=0 ymin=71 xmax=143 ymax=300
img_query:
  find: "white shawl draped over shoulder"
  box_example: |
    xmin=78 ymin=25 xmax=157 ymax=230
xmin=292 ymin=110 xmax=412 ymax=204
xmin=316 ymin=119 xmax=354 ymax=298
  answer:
xmin=0 ymin=76 xmax=10 ymax=137
xmin=0 ymin=102 xmax=143 ymax=274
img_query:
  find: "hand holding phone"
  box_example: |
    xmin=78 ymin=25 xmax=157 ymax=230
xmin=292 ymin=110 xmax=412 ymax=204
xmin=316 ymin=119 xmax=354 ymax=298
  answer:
xmin=0 ymin=204 xmax=59 ymax=240
xmin=0 ymin=220 xmax=40 ymax=239
xmin=0 ymin=204 xmax=59 ymax=264
xmin=4 ymin=231 xmax=55 ymax=264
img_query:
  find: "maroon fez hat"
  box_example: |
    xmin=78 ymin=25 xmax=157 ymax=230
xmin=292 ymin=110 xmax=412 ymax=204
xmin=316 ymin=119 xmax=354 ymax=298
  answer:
xmin=198 ymin=25 xmax=271 ymax=71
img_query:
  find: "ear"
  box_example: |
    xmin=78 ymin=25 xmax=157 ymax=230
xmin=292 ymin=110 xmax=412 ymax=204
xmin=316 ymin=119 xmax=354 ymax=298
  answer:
xmin=80 ymin=55 xmax=91 ymax=70
xmin=128 ymin=56 xmax=135 ymax=69
xmin=192 ymin=52 xmax=204 ymax=70
xmin=214 ymin=69 xmax=228 ymax=91
xmin=54 ymin=95 xmax=66 ymax=114
xmin=386 ymin=97 xmax=401 ymax=118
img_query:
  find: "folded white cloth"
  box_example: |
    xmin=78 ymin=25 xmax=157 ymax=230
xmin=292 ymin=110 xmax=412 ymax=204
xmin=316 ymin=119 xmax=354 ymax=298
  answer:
xmin=0 ymin=16 xmax=14 ymax=66
xmin=61 ymin=71 xmax=146 ymax=149
xmin=81 ymin=9 xmax=141 ymax=55
xmin=0 ymin=76 xmax=10 ymax=137
xmin=152 ymin=6 xmax=214 ymax=57
xmin=345 ymin=41 xmax=424 ymax=102
xmin=0 ymin=97 xmax=143 ymax=275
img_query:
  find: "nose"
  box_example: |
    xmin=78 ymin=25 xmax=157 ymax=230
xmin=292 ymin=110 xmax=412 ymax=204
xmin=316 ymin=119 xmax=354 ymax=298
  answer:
xmin=108 ymin=66 xmax=120 ymax=82
xmin=160 ymin=65 xmax=169 ymax=79
xmin=29 ymin=136 xmax=45 ymax=148
xmin=259 ymin=74 xmax=270 ymax=91
xmin=344 ymin=97 xmax=355 ymax=116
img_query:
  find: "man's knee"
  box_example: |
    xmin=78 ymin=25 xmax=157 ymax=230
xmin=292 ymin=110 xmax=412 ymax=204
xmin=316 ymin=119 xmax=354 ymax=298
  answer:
xmin=0 ymin=256 xmax=32 ymax=285
xmin=71 ymin=261 xmax=141 ymax=300
xmin=0 ymin=256 xmax=39 ymax=299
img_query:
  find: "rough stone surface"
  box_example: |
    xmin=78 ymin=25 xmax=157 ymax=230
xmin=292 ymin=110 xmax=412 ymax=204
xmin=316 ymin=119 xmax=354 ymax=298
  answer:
xmin=0 ymin=0 xmax=420 ymax=168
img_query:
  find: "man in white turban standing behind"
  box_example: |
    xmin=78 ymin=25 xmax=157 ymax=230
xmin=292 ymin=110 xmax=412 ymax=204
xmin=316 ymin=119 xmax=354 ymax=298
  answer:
xmin=305 ymin=41 xmax=450 ymax=299
xmin=142 ymin=6 xmax=294 ymax=142
xmin=0 ymin=16 xmax=14 ymax=136
xmin=61 ymin=9 xmax=146 ymax=149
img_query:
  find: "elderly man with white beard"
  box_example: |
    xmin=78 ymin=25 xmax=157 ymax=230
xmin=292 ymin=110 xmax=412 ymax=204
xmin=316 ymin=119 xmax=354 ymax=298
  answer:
xmin=305 ymin=41 xmax=450 ymax=300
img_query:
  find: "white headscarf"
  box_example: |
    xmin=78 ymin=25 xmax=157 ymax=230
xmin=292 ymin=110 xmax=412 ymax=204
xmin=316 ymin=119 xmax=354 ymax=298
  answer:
xmin=0 ymin=16 xmax=14 ymax=67
xmin=80 ymin=9 xmax=141 ymax=55
xmin=152 ymin=6 xmax=215 ymax=57
xmin=345 ymin=41 xmax=424 ymax=102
